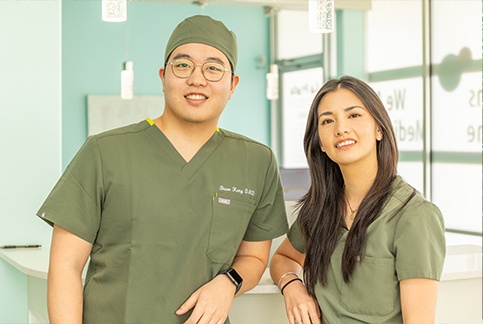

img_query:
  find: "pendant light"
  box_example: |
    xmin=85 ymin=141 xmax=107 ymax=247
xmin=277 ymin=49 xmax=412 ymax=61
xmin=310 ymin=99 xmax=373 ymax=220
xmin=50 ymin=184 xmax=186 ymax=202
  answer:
xmin=308 ymin=0 xmax=334 ymax=33
xmin=102 ymin=0 xmax=127 ymax=22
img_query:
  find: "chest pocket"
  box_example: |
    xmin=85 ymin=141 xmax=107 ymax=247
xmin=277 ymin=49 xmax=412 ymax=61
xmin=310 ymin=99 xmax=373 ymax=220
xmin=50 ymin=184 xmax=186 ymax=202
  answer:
xmin=206 ymin=192 xmax=256 ymax=265
xmin=340 ymin=256 xmax=397 ymax=316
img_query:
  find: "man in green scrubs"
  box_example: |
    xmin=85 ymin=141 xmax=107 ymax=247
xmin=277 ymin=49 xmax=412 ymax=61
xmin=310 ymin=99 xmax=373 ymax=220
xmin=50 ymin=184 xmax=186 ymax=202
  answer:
xmin=38 ymin=15 xmax=288 ymax=323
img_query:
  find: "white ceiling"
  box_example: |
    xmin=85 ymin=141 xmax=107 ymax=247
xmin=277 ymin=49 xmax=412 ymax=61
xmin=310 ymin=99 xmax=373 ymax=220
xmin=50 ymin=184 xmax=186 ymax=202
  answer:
xmin=138 ymin=0 xmax=371 ymax=11
xmin=139 ymin=0 xmax=307 ymax=10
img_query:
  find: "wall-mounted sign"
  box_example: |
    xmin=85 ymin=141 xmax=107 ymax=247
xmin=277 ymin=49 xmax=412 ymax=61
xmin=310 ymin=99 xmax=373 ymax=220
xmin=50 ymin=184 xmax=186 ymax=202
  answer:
xmin=281 ymin=67 xmax=323 ymax=168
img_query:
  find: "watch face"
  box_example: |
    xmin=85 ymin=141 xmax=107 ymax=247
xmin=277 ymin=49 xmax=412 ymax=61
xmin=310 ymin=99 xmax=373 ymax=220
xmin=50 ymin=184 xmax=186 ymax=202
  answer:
xmin=228 ymin=268 xmax=243 ymax=284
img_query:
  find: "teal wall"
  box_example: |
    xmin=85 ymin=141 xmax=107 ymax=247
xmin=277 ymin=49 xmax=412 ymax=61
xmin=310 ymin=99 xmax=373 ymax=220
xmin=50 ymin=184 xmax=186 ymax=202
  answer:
xmin=336 ymin=10 xmax=365 ymax=79
xmin=62 ymin=1 xmax=271 ymax=168
xmin=0 ymin=1 xmax=61 ymax=322
xmin=0 ymin=261 xmax=28 ymax=324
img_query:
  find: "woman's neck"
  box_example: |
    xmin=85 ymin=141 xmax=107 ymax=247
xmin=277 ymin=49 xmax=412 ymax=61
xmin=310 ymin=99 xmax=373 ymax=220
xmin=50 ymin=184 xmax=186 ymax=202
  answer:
xmin=340 ymin=161 xmax=378 ymax=203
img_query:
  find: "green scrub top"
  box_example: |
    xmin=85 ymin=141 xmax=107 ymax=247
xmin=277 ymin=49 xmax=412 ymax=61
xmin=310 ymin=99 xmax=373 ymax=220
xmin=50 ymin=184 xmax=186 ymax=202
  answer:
xmin=288 ymin=177 xmax=445 ymax=323
xmin=37 ymin=120 xmax=288 ymax=323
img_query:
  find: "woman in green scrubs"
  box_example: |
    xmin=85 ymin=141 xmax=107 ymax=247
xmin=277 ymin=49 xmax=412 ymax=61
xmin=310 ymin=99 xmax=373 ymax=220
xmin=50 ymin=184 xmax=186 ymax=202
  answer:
xmin=270 ymin=76 xmax=445 ymax=324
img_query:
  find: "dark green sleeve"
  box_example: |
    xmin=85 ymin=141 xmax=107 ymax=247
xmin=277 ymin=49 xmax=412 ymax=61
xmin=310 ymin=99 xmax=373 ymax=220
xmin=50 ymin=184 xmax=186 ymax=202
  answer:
xmin=243 ymin=149 xmax=288 ymax=241
xmin=394 ymin=200 xmax=446 ymax=281
xmin=287 ymin=217 xmax=306 ymax=254
xmin=36 ymin=136 xmax=104 ymax=243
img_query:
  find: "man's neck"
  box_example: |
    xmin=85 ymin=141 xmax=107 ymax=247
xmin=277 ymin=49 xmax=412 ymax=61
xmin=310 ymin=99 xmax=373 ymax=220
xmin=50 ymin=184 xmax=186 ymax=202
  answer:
xmin=153 ymin=115 xmax=218 ymax=162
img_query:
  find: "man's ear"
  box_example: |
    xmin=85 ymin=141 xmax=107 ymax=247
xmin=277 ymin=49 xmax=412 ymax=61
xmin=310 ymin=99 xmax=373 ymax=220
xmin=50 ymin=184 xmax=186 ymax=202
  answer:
xmin=159 ymin=68 xmax=166 ymax=92
xmin=228 ymin=74 xmax=240 ymax=100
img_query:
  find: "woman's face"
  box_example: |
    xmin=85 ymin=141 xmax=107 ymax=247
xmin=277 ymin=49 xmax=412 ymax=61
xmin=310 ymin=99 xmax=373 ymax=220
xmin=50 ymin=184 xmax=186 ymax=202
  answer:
xmin=317 ymin=88 xmax=381 ymax=168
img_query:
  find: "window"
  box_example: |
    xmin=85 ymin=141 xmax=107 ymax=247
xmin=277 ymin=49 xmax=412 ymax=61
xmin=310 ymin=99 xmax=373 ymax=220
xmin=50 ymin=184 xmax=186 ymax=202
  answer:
xmin=366 ymin=0 xmax=481 ymax=234
xmin=430 ymin=0 xmax=481 ymax=234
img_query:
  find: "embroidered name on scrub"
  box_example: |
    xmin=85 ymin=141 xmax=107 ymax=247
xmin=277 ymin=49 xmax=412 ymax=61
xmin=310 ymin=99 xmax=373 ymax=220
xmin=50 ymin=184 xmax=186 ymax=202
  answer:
xmin=218 ymin=185 xmax=256 ymax=196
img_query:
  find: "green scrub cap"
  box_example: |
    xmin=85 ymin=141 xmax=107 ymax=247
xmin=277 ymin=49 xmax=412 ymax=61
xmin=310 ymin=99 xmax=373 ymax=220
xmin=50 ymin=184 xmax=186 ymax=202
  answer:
xmin=164 ymin=15 xmax=238 ymax=71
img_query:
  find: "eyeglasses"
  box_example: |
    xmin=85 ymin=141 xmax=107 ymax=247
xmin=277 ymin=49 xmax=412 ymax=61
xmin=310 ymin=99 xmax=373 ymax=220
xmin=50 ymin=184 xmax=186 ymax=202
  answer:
xmin=167 ymin=58 xmax=233 ymax=82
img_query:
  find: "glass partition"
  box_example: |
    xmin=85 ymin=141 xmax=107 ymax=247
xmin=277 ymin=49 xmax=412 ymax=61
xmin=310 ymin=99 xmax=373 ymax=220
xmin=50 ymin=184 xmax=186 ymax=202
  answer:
xmin=359 ymin=0 xmax=480 ymax=233
xmin=430 ymin=0 xmax=481 ymax=234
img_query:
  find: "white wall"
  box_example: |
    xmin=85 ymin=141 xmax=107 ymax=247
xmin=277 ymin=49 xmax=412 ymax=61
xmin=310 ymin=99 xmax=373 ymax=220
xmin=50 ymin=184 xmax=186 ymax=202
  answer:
xmin=0 ymin=1 xmax=61 ymax=322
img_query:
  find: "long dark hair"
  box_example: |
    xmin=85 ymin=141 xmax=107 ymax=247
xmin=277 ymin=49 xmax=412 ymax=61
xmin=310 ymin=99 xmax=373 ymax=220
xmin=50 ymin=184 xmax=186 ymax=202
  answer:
xmin=298 ymin=76 xmax=399 ymax=296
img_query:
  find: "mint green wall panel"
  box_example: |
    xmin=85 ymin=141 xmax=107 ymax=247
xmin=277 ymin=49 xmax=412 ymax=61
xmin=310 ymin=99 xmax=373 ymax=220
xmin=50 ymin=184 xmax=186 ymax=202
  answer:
xmin=0 ymin=261 xmax=28 ymax=324
xmin=336 ymin=10 xmax=365 ymax=79
xmin=0 ymin=1 xmax=61 ymax=321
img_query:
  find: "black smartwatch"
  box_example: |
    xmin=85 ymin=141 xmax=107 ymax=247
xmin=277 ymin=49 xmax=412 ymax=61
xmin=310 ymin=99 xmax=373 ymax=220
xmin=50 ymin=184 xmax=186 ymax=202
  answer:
xmin=219 ymin=268 xmax=243 ymax=294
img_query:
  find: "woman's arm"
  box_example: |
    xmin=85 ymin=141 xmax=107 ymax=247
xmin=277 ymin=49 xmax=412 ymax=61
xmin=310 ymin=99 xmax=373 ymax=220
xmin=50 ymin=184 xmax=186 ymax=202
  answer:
xmin=270 ymin=238 xmax=321 ymax=324
xmin=400 ymin=277 xmax=439 ymax=324
xmin=48 ymin=225 xmax=92 ymax=324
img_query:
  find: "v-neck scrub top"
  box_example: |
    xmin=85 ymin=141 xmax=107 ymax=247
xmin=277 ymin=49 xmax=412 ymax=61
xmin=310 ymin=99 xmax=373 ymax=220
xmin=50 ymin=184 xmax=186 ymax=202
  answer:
xmin=37 ymin=120 xmax=289 ymax=323
xmin=288 ymin=177 xmax=445 ymax=324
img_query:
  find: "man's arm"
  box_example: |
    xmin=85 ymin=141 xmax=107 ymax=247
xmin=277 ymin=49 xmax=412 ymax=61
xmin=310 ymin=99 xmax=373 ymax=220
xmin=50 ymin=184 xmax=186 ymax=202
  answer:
xmin=48 ymin=225 xmax=92 ymax=324
xmin=230 ymin=239 xmax=271 ymax=295
xmin=176 ymin=240 xmax=271 ymax=324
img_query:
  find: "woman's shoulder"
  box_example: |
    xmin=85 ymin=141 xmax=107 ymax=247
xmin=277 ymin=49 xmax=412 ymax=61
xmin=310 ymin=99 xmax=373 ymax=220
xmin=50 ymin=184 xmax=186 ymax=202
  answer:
xmin=389 ymin=176 xmax=443 ymax=220
xmin=391 ymin=176 xmax=424 ymax=205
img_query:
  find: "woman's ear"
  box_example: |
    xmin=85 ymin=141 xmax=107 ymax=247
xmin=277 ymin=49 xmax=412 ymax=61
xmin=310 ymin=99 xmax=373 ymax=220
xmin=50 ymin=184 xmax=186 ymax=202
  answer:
xmin=376 ymin=129 xmax=383 ymax=141
xmin=320 ymin=142 xmax=326 ymax=152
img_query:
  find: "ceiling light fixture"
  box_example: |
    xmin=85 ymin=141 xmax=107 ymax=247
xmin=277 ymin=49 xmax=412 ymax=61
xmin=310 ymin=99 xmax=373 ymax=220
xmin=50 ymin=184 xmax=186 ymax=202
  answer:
xmin=308 ymin=0 xmax=334 ymax=33
xmin=102 ymin=0 xmax=127 ymax=22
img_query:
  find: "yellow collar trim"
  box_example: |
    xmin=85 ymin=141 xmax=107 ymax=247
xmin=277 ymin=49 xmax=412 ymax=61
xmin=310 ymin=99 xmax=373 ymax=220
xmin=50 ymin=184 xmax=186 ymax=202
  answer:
xmin=146 ymin=117 xmax=154 ymax=126
xmin=146 ymin=118 xmax=217 ymax=132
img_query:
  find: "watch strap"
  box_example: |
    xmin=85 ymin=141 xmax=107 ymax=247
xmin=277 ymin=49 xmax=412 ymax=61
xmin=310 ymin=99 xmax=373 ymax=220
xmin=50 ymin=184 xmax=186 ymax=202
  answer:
xmin=219 ymin=268 xmax=243 ymax=294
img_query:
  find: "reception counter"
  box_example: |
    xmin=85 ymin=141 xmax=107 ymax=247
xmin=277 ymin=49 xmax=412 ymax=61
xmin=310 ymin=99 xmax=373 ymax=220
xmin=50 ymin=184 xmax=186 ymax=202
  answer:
xmin=1 ymin=236 xmax=481 ymax=324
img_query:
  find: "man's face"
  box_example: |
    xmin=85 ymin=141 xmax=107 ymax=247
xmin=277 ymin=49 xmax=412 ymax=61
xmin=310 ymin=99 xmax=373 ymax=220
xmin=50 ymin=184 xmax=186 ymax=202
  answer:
xmin=159 ymin=43 xmax=239 ymax=127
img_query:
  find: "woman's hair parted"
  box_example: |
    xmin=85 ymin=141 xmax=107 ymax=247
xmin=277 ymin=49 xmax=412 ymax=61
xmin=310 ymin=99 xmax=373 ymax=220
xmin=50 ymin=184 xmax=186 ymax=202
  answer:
xmin=297 ymin=76 xmax=399 ymax=296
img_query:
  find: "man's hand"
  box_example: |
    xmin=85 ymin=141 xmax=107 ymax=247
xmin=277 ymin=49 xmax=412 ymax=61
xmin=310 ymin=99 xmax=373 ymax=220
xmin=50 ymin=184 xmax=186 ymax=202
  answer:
xmin=176 ymin=274 xmax=236 ymax=324
xmin=177 ymin=240 xmax=271 ymax=323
